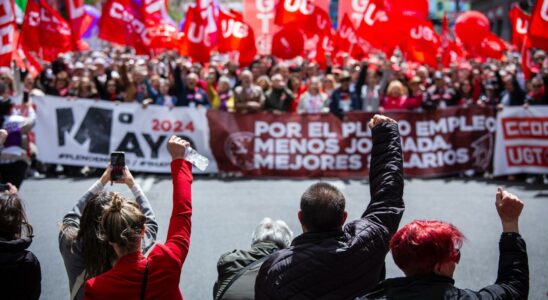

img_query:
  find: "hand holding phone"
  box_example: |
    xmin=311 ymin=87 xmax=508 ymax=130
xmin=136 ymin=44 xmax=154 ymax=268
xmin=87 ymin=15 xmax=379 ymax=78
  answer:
xmin=110 ymin=152 xmax=125 ymax=182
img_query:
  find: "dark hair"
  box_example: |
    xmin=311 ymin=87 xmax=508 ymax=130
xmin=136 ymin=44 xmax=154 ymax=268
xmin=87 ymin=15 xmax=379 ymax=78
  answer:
xmin=300 ymin=182 xmax=345 ymax=232
xmin=100 ymin=193 xmax=146 ymax=253
xmin=0 ymin=192 xmax=33 ymax=240
xmin=76 ymin=192 xmax=118 ymax=278
xmin=390 ymin=220 xmax=464 ymax=276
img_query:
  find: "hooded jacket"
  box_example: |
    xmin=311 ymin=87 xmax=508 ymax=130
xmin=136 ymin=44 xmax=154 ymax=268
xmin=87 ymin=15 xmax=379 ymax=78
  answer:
xmin=0 ymin=237 xmax=41 ymax=300
xmin=255 ymin=122 xmax=404 ymax=300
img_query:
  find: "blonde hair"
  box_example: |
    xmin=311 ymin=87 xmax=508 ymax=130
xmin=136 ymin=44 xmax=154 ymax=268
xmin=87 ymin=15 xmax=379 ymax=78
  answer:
xmin=100 ymin=193 xmax=145 ymax=252
xmin=387 ymin=80 xmax=407 ymax=96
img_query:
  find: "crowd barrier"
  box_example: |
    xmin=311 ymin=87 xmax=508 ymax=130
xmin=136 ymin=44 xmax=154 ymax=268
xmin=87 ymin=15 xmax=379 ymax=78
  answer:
xmin=32 ymin=96 xmax=547 ymax=177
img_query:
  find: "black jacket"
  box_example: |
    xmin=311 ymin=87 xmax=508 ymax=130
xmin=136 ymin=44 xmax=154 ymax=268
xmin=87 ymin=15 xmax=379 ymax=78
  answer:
xmin=255 ymin=122 xmax=404 ymax=300
xmin=362 ymin=233 xmax=528 ymax=300
xmin=0 ymin=237 xmax=41 ymax=300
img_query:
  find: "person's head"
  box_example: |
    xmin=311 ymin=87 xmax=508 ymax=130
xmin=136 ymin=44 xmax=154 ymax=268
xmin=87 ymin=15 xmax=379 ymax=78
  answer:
xmin=308 ymin=77 xmax=322 ymax=95
xmin=534 ymin=50 xmax=546 ymax=65
xmin=240 ymin=70 xmax=253 ymax=87
xmin=0 ymin=96 xmax=13 ymax=117
xmin=23 ymin=73 xmax=35 ymax=91
xmin=186 ymin=73 xmax=199 ymax=90
xmin=408 ymin=76 xmax=422 ymax=94
xmin=287 ymin=74 xmax=301 ymax=93
xmin=433 ymin=71 xmax=445 ymax=88
xmin=106 ymin=79 xmax=118 ymax=94
xmin=251 ymin=218 xmax=293 ymax=249
xmin=217 ymin=76 xmax=231 ymax=93
xmin=55 ymin=71 xmax=69 ymax=89
xmin=150 ymin=74 xmax=161 ymax=89
xmin=78 ymin=77 xmax=97 ymax=97
xmin=387 ymin=80 xmax=405 ymax=98
xmin=391 ymin=220 xmax=464 ymax=278
xmin=530 ymin=77 xmax=544 ymax=94
xmin=159 ymin=78 xmax=171 ymax=95
xmin=74 ymin=191 xmax=119 ymax=277
xmin=338 ymin=71 xmax=351 ymax=90
xmin=322 ymin=75 xmax=336 ymax=92
xmin=256 ymin=75 xmax=272 ymax=91
xmin=0 ymin=192 xmax=33 ymax=241
xmin=100 ymin=193 xmax=146 ymax=257
xmin=366 ymin=68 xmax=380 ymax=86
xmin=416 ymin=66 xmax=429 ymax=81
xmin=298 ymin=182 xmax=347 ymax=233
xmin=460 ymin=79 xmax=472 ymax=95
xmin=272 ymin=74 xmax=285 ymax=89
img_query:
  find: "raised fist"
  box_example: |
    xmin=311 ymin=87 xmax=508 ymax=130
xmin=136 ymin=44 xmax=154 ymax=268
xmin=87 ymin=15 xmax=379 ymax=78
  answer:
xmin=496 ymin=187 xmax=524 ymax=233
xmin=167 ymin=135 xmax=190 ymax=160
xmin=368 ymin=114 xmax=397 ymax=129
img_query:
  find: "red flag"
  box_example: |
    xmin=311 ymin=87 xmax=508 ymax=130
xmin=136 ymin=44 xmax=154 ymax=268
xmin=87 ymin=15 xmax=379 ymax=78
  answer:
xmin=383 ymin=0 xmax=429 ymax=20
xmin=311 ymin=29 xmax=338 ymax=69
xmin=275 ymin=0 xmax=314 ymax=26
xmin=337 ymin=14 xmax=368 ymax=60
xmin=243 ymin=0 xmax=279 ymax=55
xmin=338 ymin=0 xmax=384 ymax=27
xmin=98 ymin=0 xmax=151 ymax=54
xmin=403 ymin=19 xmax=440 ymax=67
xmin=509 ymin=6 xmax=530 ymax=51
xmin=142 ymin=0 xmax=179 ymax=51
xmin=218 ymin=10 xmax=257 ymax=66
xmin=19 ymin=0 xmax=72 ymax=62
xmin=271 ymin=26 xmax=304 ymax=60
xmin=180 ymin=6 xmax=211 ymax=63
xmin=478 ymin=32 xmax=507 ymax=60
xmin=0 ymin=0 xmax=16 ymax=68
xmin=441 ymin=40 xmax=464 ymax=67
xmin=528 ymin=0 xmax=548 ymax=51
xmin=521 ymin=45 xmax=535 ymax=80
xmin=356 ymin=3 xmax=399 ymax=56
xmin=64 ymin=0 xmax=89 ymax=51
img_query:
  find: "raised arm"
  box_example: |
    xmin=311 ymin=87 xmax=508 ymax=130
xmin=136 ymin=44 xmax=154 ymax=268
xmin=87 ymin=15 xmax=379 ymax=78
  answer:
xmin=116 ymin=167 xmax=159 ymax=253
xmin=165 ymin=136 xmax=193 ymax=265
xmin=363 ymin=115 xmax=404 ymax=235
xmin=59 ymin=168 xmax=111 ymax=238
xmin=475 ymin=188 xmax=528 ymax=299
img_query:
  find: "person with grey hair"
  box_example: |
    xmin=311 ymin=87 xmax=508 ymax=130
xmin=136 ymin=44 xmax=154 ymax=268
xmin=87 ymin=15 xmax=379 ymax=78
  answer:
xmin=213 ymin=218 xmax=293 ymax=300
xmin=234 ymin=70 xmax=265 ymax=113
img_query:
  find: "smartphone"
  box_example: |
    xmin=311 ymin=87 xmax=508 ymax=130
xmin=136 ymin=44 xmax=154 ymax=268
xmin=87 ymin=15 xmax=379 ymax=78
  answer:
xmin=110 ymin=152 xmax=125 ymax=181
xmin=0 ymin=184 xmax=9 ymax=192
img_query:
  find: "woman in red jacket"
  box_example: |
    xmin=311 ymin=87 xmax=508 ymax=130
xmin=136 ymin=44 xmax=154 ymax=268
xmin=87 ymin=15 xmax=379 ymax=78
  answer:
xmin=381 ymin=80 xmax=421 ymax=111
xmin=84 ymin=136 xmax=193 ymax=300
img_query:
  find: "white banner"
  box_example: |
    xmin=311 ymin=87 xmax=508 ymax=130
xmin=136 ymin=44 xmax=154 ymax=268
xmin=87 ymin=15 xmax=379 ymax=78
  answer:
xmin=34 ymin=96 xmax=218 ymax=173
xmin=493 ymin=106 xmax=548 ymax=176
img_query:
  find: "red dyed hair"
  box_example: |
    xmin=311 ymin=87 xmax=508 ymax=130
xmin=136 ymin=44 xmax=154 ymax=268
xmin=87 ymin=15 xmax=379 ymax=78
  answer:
xmin=390 ymin=220 xmax=464 ymax=276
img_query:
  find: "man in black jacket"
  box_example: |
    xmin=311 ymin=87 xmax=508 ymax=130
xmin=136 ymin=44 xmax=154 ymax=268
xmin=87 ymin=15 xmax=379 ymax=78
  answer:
xmin=255 ymin=114 xmax=404 ymax=300
xmin=362 ymin=187 xmax=528 ymax=300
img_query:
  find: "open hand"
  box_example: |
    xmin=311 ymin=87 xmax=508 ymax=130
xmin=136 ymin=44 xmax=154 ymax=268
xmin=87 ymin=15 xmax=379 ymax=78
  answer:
xmin=167 ymin=135 xmax=189 ymax=160
xmin=368 ymin=114 xmax=396 ymax=129
xmin=496 ymin=187 xmax=524 ymax=233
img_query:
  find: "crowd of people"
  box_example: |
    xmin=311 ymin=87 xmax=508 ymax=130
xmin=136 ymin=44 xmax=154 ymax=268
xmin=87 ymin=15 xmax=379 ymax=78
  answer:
xmin=0 ymin=47 xmax=547 ymax=186
xmin=0 ymin=115 xmax=529 ymax=300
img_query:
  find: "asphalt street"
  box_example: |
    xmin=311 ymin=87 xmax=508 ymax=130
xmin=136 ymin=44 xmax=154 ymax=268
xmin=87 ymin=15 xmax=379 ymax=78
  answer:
xmin=19 ymin=175 xmax=548 ymax=300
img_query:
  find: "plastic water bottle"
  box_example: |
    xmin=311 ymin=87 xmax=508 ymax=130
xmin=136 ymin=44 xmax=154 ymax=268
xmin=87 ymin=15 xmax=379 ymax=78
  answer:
xmin=185 ymin=146 xmax=209 ymax=171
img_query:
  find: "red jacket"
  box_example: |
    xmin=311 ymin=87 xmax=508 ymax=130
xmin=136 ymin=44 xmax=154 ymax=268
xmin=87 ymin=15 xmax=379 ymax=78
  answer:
xmin=84 ymin=160 xmax=193 ymax=300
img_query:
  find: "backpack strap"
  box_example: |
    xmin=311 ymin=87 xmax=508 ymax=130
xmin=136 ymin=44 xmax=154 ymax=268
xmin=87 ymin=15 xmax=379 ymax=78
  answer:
xmin=70 ymin=270 xmax=86 ymax=300
xmin=217 ymin=254 xmax=271 ymax=300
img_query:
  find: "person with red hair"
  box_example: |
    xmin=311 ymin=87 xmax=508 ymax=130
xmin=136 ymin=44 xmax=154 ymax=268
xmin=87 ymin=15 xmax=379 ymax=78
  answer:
xmin=362 ymin=187 xmax=528 ymax=300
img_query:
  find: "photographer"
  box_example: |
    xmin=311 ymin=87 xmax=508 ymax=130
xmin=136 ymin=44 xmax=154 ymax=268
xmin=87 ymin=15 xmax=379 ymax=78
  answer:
xmin=59 ymin=166 xmax=158 ymax=300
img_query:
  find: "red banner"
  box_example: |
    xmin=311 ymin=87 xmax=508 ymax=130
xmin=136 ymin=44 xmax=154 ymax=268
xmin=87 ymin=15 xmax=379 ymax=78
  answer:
xmin=208 ymin=107 xmax=496 ymax=178
xmin=180 ymin=5 xmax=210 ymax=63
xmin=402 ymin=19 xmax=440 ymax=67
xmin=0 ymin=0 xmax=15 ymax=68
